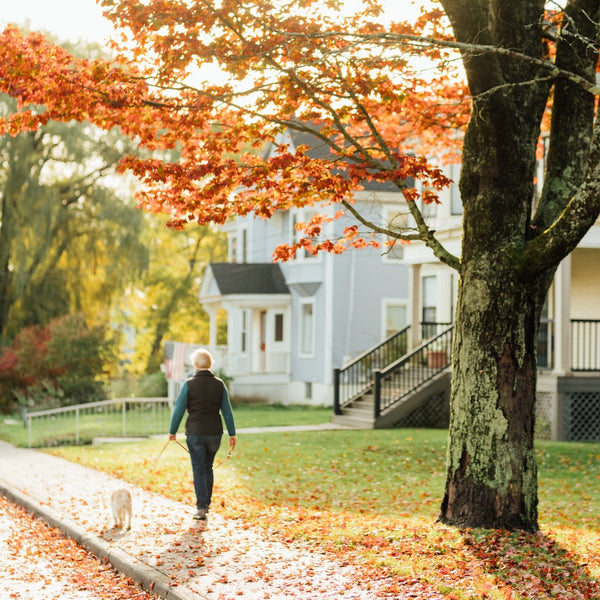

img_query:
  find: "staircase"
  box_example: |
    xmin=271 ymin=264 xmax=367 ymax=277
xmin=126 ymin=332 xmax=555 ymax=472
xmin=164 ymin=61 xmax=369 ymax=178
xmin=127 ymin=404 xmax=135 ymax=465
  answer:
xmin=331 ymin=325 xmax=453 ymax=429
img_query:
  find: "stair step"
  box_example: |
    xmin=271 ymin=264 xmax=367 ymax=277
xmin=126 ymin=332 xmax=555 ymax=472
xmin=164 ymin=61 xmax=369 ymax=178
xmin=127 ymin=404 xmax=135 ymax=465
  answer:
xmin=330 ymin=414 xmax=374 ymax=429
xmin=344 ymin=406 xmax=373 ymax=418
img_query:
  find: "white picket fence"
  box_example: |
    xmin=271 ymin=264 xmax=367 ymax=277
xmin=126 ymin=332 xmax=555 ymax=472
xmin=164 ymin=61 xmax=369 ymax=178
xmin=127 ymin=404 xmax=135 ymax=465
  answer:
xmin=26 ymin=397 xmax=173 ymax=448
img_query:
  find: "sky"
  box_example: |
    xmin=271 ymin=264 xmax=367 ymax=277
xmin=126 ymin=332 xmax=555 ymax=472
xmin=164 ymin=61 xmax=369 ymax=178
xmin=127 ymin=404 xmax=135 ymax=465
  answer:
xmin=1 ymin=0 xmax=114 ymax=46
xmin=1 ymin=0 xmax=415 ymax=47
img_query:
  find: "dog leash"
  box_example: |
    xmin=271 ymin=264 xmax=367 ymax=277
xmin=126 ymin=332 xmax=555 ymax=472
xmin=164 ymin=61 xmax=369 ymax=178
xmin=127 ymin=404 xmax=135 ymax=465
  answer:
xmin=213 ymin=450 xmax=234 ymax=470
xmin=156 ymin=438 xmax=189 ymax=463
xmin=156 ymin=438 xmax=234 ymax=469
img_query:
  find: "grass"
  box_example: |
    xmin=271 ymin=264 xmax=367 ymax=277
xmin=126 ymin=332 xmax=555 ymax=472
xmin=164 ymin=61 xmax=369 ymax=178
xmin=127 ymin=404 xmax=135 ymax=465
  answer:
xmin=45 ymin=418 xmax=600 ymax=599
xmin=0 ymin=402 xmax=332 ymax=447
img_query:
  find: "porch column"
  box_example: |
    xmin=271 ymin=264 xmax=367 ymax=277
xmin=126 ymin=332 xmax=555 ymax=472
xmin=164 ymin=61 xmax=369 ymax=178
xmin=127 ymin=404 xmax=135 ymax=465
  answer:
xmin=206 ymin=306 xmax=218 ymax=355
xmin=409 ymin=263 xmax=421 ymax=349
xmin=553 ymin=254 xmax=571 ymax=375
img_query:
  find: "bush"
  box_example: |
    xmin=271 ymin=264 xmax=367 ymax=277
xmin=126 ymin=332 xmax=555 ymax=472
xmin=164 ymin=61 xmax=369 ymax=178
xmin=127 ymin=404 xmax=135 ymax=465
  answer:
xmin=108 ymin=371 xmax=167 ymax=399
xmin=0 ymin=313 xmax=108 ymax=413
xmin=135 ymin=371 xmax=167 ymax=397
xmin=45 ymin=314 xmax=106 ymax=405
xmin=0 ymin=347 xmax=19 ymax=413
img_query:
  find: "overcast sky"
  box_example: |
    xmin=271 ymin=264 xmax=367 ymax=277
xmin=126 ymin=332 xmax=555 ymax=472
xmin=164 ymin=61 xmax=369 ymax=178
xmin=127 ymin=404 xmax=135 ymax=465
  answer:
xmin=1 ymin=0 xmax=416 ymax=47
xmin=1 ymin=0 xmax=114 ymax=45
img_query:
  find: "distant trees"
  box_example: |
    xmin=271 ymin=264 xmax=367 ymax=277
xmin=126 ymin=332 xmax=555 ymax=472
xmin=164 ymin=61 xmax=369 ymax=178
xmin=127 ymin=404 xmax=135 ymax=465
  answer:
xmin=0 ymin=313 xmax=107 ymax=412
xmin=0 ymin=93 xmax=148 ymax=340
xmin=114 ymin=214 xmax=227 ymax=374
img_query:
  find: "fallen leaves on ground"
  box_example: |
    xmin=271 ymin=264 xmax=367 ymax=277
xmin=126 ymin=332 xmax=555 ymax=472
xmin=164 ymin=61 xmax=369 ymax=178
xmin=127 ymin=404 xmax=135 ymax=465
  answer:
xmin=48 ymin=435 xmax=600 ymax=599
xmin=0 ymin=496 xmax=153 ymax=600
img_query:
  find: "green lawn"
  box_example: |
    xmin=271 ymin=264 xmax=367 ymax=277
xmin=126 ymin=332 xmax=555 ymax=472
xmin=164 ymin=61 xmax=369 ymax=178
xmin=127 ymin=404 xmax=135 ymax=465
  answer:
xmin=46 ymin=422 xmax=600 ymax=599
xmin=0 ymin=402 xmax=332 ymax=447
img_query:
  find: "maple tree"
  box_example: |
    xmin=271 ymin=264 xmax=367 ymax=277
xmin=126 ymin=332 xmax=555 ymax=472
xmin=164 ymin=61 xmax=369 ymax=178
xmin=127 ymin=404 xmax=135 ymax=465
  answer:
xmin=1 ymin=0 xmax=600 ymax=532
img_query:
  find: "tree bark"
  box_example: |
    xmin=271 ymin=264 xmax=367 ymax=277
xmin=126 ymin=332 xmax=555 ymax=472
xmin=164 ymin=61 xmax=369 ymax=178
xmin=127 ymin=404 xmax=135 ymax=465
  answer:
xmin=438 ymin=0 xmax=600 ymax=530
xmin=439 ymin=261 xmax=543 ymax=531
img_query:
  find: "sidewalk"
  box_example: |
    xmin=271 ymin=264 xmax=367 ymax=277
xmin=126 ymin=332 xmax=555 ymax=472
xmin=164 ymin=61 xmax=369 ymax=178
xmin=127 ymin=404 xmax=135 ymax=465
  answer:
xmin=0 ymin=430 xmax=398 ymax=600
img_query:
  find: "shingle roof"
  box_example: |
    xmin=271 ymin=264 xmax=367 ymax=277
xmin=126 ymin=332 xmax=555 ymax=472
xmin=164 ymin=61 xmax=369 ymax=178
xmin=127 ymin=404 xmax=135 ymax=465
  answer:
xmin=279 ymin=124 xmax=405 ymax=193
xmin=209 ymin=262 xmax=290 ymax=295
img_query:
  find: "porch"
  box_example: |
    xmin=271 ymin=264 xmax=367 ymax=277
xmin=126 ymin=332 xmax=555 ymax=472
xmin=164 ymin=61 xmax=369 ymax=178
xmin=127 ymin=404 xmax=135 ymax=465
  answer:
xmin=332 ymin=319 xmax=600 ymax=441
xmin=199 ymin=262 xmax=292 ymax=403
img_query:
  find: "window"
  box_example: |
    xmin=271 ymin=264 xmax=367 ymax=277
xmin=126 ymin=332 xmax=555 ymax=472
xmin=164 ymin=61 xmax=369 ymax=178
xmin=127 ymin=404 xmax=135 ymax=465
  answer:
xmin=305 ymin=382 xmax=313 ymax=400
xmin=230 ymin=228 xmax=248 ymax=263
xmin=385 ymin=304 xmax=408 ymax=338
xmin=421 ymin=191 xmax=438 ymax=218
xmin=422 ymin=276 xmax=437 ymax=338
xmin=241 ymin=310 xmax=247 ymax=353
xmin=274 ymin=313 xmax=284 ymax=342
xmin=382 ymin=210 xmax=408 ymax=261
xmin=300 ymin=301 xmax=314 ymax=355
xmin=450 ymin=164 xmax=463 ymax=216
xmin=291 ymin=210 xmax=319 ymax=260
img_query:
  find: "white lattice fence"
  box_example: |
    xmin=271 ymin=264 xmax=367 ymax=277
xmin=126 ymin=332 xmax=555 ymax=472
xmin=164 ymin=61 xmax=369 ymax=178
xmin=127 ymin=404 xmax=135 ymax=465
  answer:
xmin=563 ymin=391 xmax=600 ymax=441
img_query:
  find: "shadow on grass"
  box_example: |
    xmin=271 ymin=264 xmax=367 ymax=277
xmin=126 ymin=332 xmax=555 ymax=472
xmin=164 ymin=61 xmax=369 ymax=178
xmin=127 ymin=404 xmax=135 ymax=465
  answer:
xmin=464 ymin=529 xmax=600 ymax=598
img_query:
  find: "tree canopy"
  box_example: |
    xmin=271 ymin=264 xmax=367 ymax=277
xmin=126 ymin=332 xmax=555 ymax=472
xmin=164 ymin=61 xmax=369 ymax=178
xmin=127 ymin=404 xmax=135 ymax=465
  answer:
xmin=0 ymin=89 xmax=148 ymax=339
xmin=2 ymin=0 xmax=600 ymax=531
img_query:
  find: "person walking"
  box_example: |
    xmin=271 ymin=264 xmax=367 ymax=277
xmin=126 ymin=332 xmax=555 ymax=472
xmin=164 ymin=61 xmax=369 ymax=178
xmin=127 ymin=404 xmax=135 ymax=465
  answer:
xmin=168 ymin=348 xmax=236 ymax=520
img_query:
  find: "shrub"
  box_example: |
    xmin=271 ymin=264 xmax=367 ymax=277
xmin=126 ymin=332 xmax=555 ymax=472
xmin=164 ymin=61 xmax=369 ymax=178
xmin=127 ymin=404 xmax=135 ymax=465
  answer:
xmin=135 ymin=371 xmax=167 ymax=397
xmin=45 ymin=314 xmax=106 ymax=405
xmin=0 ymin=347 xmax=19 ymax=413
xmin=108 ymin=371 xmax=167 ymax=399
xmin=0 ymin=313 xmax=108 ymax=413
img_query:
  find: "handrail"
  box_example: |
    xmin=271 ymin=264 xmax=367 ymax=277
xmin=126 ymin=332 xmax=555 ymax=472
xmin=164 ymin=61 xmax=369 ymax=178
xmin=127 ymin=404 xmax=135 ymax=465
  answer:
xmin=26 ymin=397 xmax=171 ymax=447
xmin=571 ymin=319 xmax=600 ymax=371
xmin=374 ymin=326 xmax=454 ymax=419
xmin=333 ymin=326 xmax=410 ymax=414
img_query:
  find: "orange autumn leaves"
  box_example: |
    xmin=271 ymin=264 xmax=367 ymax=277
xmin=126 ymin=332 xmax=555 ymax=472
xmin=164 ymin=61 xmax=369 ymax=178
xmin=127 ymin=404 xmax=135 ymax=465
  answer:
xmin=0 ymin=496 xmax=152 ymax=600
xmin=0 ymin=0 xmax=468 ymax=259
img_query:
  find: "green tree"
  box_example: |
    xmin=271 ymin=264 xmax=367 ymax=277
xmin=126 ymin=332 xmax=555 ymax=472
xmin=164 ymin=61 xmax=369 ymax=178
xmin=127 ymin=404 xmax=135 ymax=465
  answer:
xmin=45 ymin=313 xmax=107 ymax=405
xmin=0 ymin=93 xmax=148 ymax=339
xmin=115 ymin=214 xmax=226 ymax=373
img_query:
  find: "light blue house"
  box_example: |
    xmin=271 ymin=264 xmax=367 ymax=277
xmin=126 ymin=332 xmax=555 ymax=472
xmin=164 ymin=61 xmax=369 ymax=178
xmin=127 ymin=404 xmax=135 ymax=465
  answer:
xmin=197 ymin=126 xmax=600 ymax=441
xmin=199 ymin=128 xmax=410 ymax=405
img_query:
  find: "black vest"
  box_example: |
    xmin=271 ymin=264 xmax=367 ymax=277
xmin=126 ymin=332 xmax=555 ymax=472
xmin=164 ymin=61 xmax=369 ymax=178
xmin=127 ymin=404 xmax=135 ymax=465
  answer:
xmin=185 ymin=371 xmax=225 ymax=435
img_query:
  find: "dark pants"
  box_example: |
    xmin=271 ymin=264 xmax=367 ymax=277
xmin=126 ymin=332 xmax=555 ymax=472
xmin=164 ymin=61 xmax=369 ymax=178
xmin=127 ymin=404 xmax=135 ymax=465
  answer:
xmin=186 ymin=434 xmax=222 ymax=509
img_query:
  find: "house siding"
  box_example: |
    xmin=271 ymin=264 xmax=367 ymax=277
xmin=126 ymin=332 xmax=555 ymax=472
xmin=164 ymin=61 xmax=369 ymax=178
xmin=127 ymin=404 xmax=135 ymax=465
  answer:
xmin=571 ymin=248 xmax=600 ymax=319
xmin=202 ymin=195 xmax=410 ymax=405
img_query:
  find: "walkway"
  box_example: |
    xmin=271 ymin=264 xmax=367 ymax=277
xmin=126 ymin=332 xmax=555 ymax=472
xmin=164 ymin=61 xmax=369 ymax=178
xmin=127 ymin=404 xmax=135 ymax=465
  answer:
xmin=0 ymin=427 xmax=406 ymax=600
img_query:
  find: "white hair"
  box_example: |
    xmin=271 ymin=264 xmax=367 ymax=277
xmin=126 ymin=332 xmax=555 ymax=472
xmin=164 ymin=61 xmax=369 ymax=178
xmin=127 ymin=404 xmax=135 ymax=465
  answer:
xmin=190 ymin=348 xmax=214 ymax=370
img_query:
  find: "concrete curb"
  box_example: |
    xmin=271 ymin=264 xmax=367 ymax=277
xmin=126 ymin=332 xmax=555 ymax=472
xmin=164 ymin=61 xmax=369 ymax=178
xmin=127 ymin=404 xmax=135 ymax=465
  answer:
xmin=0 ymin=479 xmax=204 ymax=600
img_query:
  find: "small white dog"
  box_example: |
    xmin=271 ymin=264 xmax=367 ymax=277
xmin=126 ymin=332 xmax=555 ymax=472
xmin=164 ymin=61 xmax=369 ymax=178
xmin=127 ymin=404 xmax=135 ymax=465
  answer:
xmin=110 ymin=489 xmax=132 ymax=530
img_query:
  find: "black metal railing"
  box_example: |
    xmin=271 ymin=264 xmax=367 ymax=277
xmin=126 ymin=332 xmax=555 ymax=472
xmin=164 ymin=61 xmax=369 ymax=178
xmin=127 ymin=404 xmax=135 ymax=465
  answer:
xmin=374 ymin=326 xmax=454 ymax=419
xmin=571 ymin=319 xmax=600 ymax=371
xmin=537 ymin=318 xmax=553 ymax=369
xmin=333 ymin=326 xmax=410 ymax=415
xmin=420 ymin=321 xmax=453 ymax=340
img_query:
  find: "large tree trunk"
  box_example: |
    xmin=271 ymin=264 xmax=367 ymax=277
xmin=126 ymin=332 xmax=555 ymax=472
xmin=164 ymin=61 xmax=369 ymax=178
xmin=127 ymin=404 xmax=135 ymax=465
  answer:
xmin=437 ymin=0 xmax=600 ymax=531
xmin=439 ymin=262 xmax=550 ymax=531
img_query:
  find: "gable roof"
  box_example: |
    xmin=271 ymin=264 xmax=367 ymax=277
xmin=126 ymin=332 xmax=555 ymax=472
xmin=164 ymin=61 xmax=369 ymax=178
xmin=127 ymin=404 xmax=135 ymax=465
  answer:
xmin=208 ymin=262 xmax=290 ymax=295
xmin=266 ymin=124 xmax=405 ymax=193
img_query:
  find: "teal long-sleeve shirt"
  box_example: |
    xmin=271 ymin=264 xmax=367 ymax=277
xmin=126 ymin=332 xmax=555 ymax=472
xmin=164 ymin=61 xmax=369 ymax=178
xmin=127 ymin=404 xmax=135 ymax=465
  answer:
xmin=169 ymin=379 xmax=236 ymax=437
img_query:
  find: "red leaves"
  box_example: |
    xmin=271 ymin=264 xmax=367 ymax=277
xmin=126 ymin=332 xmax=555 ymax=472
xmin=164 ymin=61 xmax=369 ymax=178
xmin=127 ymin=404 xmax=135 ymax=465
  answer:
xmin=463 ymin=529 xmax=600 ymax=599
xmin=1 ymin=496 xmax=152 ymax=599
xmin=0 ymin=1 xmax=469 ymax=257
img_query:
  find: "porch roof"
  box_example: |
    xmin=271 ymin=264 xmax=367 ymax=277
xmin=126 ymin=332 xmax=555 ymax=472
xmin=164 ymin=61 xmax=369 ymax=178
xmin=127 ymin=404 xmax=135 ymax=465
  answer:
xmin=207 ymin=262 xmax=290 ymax=295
